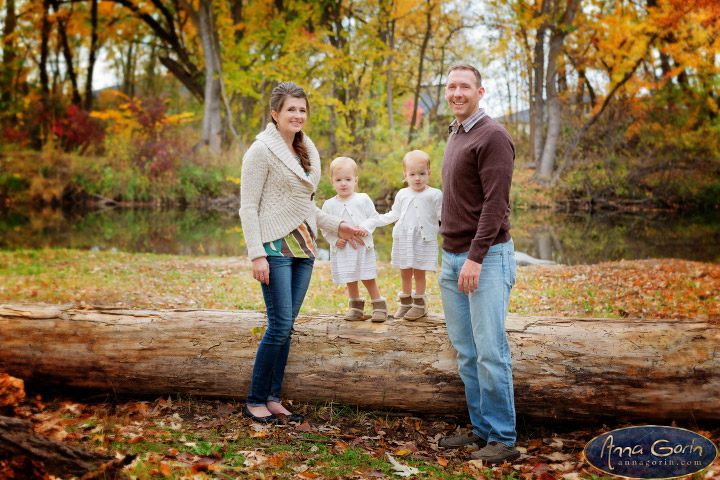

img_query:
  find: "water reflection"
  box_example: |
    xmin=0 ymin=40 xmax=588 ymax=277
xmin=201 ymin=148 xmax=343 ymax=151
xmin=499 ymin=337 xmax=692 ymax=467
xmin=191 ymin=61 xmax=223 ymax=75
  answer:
xmin=0 ymin=206 xmax=718 ymax=265
xmin=510 ymin=209 xmax=720 ymax=265
xmin=0 ymin=206 xmax=245 ymax=257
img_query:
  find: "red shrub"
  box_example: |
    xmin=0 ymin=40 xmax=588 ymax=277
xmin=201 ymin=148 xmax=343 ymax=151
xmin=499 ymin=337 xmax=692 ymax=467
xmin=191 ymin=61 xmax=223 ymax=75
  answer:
xmin=52 ymin=105 xmax=105 ymax=154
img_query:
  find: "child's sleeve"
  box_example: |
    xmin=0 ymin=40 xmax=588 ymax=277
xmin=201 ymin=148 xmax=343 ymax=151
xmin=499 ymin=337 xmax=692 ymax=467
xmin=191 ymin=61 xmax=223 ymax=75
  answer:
xmin=374 ymin=190 xmax=403 ymax=227
xmin=359 ymin=194 xmax=380 ymax=234
xmin=435 ymin=189 xmax=443 ymax=225
xmin=321 ymin=200 xmax=340 ymax=245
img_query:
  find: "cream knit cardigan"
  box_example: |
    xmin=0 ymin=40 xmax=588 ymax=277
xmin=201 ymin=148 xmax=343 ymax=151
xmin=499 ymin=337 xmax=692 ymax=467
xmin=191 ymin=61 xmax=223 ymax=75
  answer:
xmin=240 ymin=123 xmax=342 ymax=261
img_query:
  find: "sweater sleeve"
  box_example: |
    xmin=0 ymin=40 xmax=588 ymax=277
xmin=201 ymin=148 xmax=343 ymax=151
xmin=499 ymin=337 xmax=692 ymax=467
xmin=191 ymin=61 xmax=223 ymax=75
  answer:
xmin=315 ymin=205 xmax=343 ymax=240
xmin=358 ymin=194 xmax=380 ymax=233
xmin=320 ymin=200 xmax=340 ymax=245
xmin=469 ymin=130 xmax=514 ymax=263
xmin=239 ymin=144 xmax=270 ymax=261
xmin=374 ymin=189 xmax=403 ymax=228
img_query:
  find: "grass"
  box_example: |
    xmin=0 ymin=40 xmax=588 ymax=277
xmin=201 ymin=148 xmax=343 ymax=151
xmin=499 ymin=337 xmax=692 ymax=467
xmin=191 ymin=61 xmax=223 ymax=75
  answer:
xmin=1 ymin=248 xmax=718 ymax=321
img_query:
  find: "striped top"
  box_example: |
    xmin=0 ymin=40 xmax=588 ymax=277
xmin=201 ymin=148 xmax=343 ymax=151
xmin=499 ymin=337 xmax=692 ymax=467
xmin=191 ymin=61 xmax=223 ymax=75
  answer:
xmin=263 ymin=221 xmax=317 ymax=258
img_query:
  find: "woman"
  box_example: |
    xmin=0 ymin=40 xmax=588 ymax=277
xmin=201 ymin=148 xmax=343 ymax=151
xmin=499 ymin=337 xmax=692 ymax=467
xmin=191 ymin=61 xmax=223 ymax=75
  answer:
xmin=239 ymin=82 xmax=361 ymax=424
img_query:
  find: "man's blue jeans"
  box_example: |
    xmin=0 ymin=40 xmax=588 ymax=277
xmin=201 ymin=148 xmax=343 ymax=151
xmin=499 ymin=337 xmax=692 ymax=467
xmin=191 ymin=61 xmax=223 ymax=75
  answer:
xmin=246 ymin=256 xmax=314 ymax=407
xmin=439 ymin=240 xmax=517 ymax=446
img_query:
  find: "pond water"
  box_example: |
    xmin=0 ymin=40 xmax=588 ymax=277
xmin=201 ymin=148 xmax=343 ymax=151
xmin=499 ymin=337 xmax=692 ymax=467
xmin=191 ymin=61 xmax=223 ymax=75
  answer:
xmin=1 ymin=206 xmax=718 ymax=265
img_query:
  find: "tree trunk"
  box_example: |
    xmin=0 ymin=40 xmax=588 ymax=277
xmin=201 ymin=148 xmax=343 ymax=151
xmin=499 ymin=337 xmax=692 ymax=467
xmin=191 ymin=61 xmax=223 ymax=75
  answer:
xmin=51 ymin=0 xmax=82 ymax=106
xmin=536 ymin=36 xmax=562 ymax=181
xmin=83 ymin=0 xmax=99 ymax=111
xmin=197 ymin=1 xmax=223 ymax=154
xmin=230 ymin=0 xmax=244 ymax=43
xmin=121 ymin=42 xmax=135 ymax=97
xmin=180 ymin=0 xmax=223 ymax=154
xmin=39 ymin=0 xmax=51 ymax=98
xmin=536 ymin=0 xmax=580 ymax=183
xmin=1 ymin=303 xmax=718 ymax=424
xmin=531 ymin=24 xmax=546 ymax=169
xmin=385 ymin=16 xmax=395 ymax=131
xmin=408 ymin=0 xmax=433 ymax=143
xmin=1 ymin=0 xmax=17 ymax=105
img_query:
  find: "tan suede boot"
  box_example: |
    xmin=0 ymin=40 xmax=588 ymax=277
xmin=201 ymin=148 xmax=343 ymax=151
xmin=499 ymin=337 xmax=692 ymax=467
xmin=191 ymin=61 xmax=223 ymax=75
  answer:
xmin=393 ymin=293 xmax=412 ymax=319
xmin=344 ymin=298 xmax=366 ymax=321
xmin=404 ymin=294 xmax=427 ymax=321
xmin=370 ymin=298 xmax=388 ymax=322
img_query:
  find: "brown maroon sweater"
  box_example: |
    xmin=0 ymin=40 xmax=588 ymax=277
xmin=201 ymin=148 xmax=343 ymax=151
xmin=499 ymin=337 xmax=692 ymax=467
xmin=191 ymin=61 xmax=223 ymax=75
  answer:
xmin=440 ymin=115 xmax=514 ymax=263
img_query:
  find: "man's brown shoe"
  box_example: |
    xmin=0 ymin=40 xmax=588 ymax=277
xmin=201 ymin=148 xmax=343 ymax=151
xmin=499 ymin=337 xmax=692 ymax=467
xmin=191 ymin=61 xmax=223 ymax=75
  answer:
xmin=438 ymin=431 xmax=485 ymax=448
xmin=470 ymin=441 xmax=520 ymax=464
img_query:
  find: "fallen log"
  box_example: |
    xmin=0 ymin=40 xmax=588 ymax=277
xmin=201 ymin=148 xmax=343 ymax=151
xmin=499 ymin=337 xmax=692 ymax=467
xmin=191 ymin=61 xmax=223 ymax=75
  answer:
xmin=1 ymin=303 xmax=718 ymax=423
xmin=0 ymin=415 xmax=135 ymax=478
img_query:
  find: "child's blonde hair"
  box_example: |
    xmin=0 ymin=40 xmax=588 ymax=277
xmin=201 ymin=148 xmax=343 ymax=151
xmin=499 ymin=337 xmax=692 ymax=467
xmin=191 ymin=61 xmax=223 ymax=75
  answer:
xmin=329 ymin=156 xmax=358 ymax=176
xmin=402 ymin=150 xmax=431 ymax=170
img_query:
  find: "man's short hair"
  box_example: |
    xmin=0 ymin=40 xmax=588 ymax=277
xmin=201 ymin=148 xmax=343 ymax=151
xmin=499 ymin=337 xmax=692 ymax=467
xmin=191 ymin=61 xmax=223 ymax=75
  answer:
xmin=447 ymin=64 xmax=483 ymax=89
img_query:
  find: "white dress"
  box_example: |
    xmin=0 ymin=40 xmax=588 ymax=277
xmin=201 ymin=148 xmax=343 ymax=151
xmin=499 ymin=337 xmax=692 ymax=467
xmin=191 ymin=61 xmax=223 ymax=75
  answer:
xmin=321 ymin=193 xmax=380 ymax=284
xmin=374 ymin=187 xmax=442 ymax=271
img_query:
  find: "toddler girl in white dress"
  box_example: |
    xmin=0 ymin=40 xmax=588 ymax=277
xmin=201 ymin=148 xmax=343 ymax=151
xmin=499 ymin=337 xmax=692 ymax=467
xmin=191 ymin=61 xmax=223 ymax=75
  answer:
xmin=321 ymin=157 xmax=388 ymax=322
xmin=373 ymin=150 xmax=442 ymax=320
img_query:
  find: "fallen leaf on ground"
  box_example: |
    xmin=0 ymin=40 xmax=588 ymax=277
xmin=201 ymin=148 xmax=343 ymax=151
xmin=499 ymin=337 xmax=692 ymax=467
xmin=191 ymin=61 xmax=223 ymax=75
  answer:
xmin=386 ymin=453 xmax=419 ymax=477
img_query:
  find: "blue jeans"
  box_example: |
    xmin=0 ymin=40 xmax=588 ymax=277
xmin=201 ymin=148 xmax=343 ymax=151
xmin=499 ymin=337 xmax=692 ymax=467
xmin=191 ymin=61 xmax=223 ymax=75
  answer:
xmin=246 ymin=256 xmax=315 ymax=406
xmin=439 ymin=240 xmax=517 ymax=446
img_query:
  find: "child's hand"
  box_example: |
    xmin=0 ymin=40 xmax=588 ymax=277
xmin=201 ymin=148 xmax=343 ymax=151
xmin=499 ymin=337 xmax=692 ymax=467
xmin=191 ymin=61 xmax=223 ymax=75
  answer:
xmin=357 ymin=227 xmax=369 ymax=237
xmin=336 ymin=239 xmax=347 ymax=248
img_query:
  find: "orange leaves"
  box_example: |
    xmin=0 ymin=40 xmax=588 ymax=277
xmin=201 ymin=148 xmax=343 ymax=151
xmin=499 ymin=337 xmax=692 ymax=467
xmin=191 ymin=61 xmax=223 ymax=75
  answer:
xmin=0 ymin=373 xmax=25 ymax=408
xmin=514 ymin=259 xmax=720 ymax=321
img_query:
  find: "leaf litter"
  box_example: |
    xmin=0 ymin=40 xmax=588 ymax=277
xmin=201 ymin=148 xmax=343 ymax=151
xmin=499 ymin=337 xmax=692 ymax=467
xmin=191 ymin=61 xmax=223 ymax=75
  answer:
xmin=2 ymin=379 xmax=720 ymax=480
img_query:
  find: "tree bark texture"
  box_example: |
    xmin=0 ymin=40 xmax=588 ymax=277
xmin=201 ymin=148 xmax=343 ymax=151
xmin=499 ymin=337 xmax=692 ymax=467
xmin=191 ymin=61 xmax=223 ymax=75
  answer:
xmin=1 ymin=303 xmax=718 ymax=423
xmin=0 ymin=415 xmax=121 ymax=478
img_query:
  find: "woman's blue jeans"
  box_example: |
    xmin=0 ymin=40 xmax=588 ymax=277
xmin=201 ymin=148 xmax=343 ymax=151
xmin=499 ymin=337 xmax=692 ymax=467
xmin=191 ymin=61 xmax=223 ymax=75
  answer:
xmin=439 ymin=240 xmax=517 ymax=446
xmin=246 ymin=256 xmax=314 ymax=407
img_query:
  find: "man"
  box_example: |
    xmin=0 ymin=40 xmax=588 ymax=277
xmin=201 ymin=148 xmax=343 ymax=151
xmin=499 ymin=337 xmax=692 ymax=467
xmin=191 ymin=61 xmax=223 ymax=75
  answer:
xmin=437 ymin=64 xmax=519 ymax=464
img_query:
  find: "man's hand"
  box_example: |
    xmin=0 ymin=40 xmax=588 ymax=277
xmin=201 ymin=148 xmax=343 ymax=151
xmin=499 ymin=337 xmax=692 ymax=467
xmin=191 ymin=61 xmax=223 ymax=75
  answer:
xmin=458 ymin=258 xmax=482 ymax=294
xmin=338 ymin=222 xmax=364 ymax=249
xmin=356 ymin=227 xmax=369 ymax=237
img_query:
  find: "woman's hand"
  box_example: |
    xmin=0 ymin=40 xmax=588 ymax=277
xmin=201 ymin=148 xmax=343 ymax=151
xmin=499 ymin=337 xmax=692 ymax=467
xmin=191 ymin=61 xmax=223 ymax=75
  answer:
xmin=252 ymin=257 xmax=270 ymax=285
xmin=338 ymin=222 xmax=364 ymax=249
xmin=336 ymin=239 xmax=347 ymax=249
xmin=356 ymin=227 xmax=369 ymax=237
